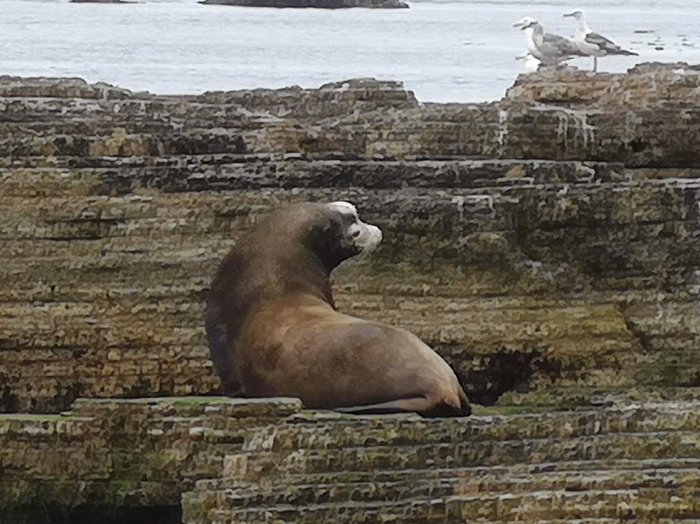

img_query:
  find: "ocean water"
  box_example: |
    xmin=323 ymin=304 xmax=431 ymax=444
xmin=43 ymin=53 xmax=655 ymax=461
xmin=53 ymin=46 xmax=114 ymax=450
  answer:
xmin=1 ymin=0 xmax=700 ymax=102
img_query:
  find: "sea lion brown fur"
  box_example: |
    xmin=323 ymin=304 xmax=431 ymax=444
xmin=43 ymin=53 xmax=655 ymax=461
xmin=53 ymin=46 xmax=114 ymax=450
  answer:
xmin=206 ymin=201 xmax=471 ymax=417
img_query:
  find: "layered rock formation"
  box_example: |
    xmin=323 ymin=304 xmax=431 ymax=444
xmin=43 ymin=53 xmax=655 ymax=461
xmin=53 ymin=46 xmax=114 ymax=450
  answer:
xmin=1 ymin=68 xmax=699 ymax=414
xmin=71 ymin=0 xmax=137 ymax=4
xmin=3 ymin=396 xmax=700 ymax=523
xmin=185 ymin=399 xmax=700 ymax=524
xmin=1 ymin=64 xmax=700 ymax=521
xmin=0 ymin=397 xmax=300 ymax=522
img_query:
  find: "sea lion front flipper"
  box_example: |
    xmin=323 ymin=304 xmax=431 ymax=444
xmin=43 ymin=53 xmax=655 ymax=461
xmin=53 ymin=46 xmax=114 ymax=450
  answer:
xmin=205 ymin=302 xmax=242 ymax=396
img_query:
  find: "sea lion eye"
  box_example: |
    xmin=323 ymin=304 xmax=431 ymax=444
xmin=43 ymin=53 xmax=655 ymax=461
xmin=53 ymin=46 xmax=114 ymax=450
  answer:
xmin=351 ymin=229 xmax=361 ymax=239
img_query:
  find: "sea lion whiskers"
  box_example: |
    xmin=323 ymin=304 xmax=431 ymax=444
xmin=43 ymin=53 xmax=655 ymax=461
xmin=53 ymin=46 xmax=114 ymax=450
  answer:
xmin=352 ymin=221 xmax=382 ymax=254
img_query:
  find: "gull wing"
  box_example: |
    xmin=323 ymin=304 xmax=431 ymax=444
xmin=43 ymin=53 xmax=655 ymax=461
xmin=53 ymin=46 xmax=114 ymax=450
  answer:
xmin=542 ymin=32 xmax=585 ymax=57
xmin=585 ymin=31 xmax=631 ymax=54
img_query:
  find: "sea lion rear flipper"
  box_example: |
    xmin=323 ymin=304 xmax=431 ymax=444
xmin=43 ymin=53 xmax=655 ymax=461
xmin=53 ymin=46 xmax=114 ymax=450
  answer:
xmin=335 ymin=397 xmax=432 ymax=416
xmin=336 ymin=394 xmax=471 ymax=418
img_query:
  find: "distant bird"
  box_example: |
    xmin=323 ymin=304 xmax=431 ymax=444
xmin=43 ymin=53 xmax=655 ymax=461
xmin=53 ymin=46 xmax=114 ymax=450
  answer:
xmin=513 ymin=17 xmax=586 ymax=67
xmin=515 ymin=53 xmax=542 ymax=73
xmin=563 ymin=9 xmax=638 ymax=72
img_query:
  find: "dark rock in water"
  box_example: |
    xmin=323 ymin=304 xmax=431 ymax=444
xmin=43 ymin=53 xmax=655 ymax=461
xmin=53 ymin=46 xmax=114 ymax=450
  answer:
xmin=71 ymin=0 xmax=137 ymax=3
xmin=199 ymin=0 xmax=409 ymax=8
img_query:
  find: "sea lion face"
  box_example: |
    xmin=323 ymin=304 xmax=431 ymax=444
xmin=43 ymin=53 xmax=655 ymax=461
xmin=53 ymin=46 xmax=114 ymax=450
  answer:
xmin=313 ymin=201 xmax=382 ymax=268
xmin=327 ymin=201 xmax=383 ymax=253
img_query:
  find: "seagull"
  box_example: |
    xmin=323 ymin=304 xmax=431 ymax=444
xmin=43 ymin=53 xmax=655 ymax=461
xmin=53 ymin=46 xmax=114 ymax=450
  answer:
xmin=513 ymin=17 xmax=586 ymax=67
xmin=563 ymin=9 xmax=638 ymax=72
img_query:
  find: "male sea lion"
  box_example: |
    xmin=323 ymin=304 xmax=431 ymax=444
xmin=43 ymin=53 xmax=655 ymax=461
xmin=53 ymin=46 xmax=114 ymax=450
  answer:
xmin=206 ymin=201 xmax=471 ymax=417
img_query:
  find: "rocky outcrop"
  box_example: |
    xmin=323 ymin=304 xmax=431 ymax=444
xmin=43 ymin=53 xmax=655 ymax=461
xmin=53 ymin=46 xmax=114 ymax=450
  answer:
xmin=71 ymin=0 xmax=138 ymax=4
xmin=184 ymin=400 xmax=700 ymax=524
xmin=4 ymin=396 xmax=700 ymax=523
xmin=1 ymin=68 xmax=699 ymax=415
xmin=0 ymin=397 xmax=300 ymax=521
xmin=2 ymin=64 xmax=700 ymax=522
xmin=199 ymin=0 xmax=408 ymax=8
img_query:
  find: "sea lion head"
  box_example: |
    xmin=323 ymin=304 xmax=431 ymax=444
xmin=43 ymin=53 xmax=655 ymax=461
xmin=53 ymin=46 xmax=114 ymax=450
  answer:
xmin=309 ymin=201 xmax=382 ymax=270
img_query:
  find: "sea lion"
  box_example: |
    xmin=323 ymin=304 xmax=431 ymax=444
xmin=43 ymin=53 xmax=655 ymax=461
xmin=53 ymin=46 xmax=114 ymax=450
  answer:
xmin=206 ymin=201 xmax=471 ymax=417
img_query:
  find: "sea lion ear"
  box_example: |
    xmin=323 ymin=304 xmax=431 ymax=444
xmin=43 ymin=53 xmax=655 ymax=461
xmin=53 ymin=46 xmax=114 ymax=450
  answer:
xmin=311 ymin=216 xmax=337 ymax=245
xmin=321 ymin=217 xmax=333 ymax=233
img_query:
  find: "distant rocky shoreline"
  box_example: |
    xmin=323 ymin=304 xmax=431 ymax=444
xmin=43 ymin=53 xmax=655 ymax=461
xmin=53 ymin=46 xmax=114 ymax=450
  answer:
xmin=199 ymin=0 xmax=408 ymax=8
xmin=70 ymin=0 xmax=409 ymax=7
xmin=71 ymin=0 xmax=137 ymax=4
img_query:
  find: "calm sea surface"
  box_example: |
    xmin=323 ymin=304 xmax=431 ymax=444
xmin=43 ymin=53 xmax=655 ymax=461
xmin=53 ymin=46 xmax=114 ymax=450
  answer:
xmin=2 ymin=0 xmax=700 ymax=102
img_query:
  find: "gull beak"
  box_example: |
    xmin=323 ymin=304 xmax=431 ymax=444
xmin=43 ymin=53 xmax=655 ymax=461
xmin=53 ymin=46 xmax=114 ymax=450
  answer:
xmin=563 ymin=12 xmax=575 ymax=17
xmin=513 ymin=18 xmax=536 ymax=30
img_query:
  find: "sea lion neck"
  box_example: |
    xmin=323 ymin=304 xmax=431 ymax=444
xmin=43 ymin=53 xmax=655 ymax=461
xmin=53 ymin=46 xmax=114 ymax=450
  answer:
xmin=260 ymin=203 xmax=350 ymax=276
xmin=225 ymin=238 xmax=336 ymax=317
xmin=269 ymin=243 xmax=336 ymax=305
xmin=206 ymin=203 xmax=344 ymax=364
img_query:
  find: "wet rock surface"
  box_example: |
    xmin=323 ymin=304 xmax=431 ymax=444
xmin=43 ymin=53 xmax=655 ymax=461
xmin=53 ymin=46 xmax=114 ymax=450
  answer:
xmin=1 ymin=65 xmax=700 ymax=521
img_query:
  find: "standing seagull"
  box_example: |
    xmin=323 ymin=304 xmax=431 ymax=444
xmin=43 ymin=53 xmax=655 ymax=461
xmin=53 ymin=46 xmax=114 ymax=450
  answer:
xmin=563 ymin=9 xmax=638 ymax=72
xmin=513 ymin=17 xmax=586 ymax=67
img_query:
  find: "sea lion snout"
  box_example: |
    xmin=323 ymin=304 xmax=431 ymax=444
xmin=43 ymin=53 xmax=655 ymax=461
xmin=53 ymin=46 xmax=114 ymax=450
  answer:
xmin=351 ymin=221 xmax=382 ymax=253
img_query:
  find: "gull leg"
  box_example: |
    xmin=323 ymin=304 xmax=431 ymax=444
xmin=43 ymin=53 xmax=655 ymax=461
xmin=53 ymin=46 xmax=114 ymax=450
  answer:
xmin=594 ymin=56 xmax=598 ymax=72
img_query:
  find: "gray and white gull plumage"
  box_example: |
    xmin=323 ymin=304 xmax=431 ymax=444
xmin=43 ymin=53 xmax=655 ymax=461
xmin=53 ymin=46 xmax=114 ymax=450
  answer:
xmin=563 ymin=9 xmax=638 ymax=72
xmin=513 ymin=16 xmax=585 ymax=67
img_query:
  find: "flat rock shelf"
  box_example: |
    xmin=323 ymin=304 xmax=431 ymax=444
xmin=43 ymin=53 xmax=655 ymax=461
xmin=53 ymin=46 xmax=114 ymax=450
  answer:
xmin=2 ymin=397 xmax=700 ymax=523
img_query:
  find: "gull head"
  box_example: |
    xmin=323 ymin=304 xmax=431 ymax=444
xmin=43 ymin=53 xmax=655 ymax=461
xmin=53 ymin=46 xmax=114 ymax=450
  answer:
xmin=563 ymin=9 xmax=584 ymax=20
xmin=513 ymin=16 xmax=538 ymax=31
